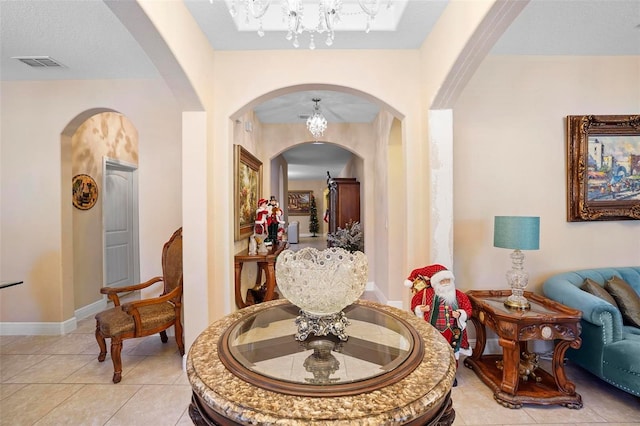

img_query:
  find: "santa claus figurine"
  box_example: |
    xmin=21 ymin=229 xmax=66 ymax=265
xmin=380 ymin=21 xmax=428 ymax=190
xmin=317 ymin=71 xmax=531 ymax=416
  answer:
xmin=254 ymin=198 xmax=269 ymax=236
xmin=405 ymin=264 xmax=472 ymax=386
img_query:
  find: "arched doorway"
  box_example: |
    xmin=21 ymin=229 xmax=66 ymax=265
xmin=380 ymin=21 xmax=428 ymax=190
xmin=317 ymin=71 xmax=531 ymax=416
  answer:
xmin=231 ymin=84 xmax=404 ymax=306
xmin=61 ymin=110 xmax=140 ymax=323
xmin=276 ymin=142 xmax=358 ymax=240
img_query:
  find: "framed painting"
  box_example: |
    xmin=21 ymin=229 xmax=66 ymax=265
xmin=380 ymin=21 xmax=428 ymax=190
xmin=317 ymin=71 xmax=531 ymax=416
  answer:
xmin=288 ymin=190 xmax=312 ymax=216
xmin=234 ymin=145 xmax=262 ymax=240
xmin=566 ymin=115 xmax=640 ymax=221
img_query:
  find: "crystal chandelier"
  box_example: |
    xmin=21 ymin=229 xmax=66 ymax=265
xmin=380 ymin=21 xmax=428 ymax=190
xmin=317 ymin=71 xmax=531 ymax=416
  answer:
xmin=224 ymin=0 xmax=388 ymax=49
xmin=306 ymin=98 xmax=327 ymax=138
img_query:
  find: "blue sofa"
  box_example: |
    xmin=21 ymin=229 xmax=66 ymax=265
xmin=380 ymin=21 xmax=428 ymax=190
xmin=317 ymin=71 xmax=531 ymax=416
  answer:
xmin=543 ymin=267 xmax=640 ymax=397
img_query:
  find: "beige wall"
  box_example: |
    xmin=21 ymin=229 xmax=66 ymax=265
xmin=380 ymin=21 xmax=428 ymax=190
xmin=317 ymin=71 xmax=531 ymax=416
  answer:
xmin=0 ymin=79 xmax=181 ymax=325
xmin=4 ymin=2 xmax=639 ymax=345
xmin=453 ymin=55 xmax=640 ymax=295
xmin=143 ymin=2 xmax=507 ymax=345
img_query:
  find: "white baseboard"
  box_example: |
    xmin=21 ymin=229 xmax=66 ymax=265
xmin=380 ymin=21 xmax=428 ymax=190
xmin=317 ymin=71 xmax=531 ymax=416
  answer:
xmin=0 ymin=317 xmax=77 ymax=335
xmin=75 ymin=298 xmax=107 ymax=320
xmin=0 ymin=299 xmax=108 ymax=336
xmin=362 ymin=281 xmax=402 ymax=309
xmin=365 ymin=281 xmax=375 ymax=292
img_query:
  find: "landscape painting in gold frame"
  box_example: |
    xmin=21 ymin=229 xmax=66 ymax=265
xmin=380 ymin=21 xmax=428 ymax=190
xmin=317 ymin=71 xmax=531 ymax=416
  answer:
xmin=288 ymin=190 xmax=312 ymax=216
xmin=234 ymin=145 xmax=262 ymax=240
xmin=566 ymin=115 xmax=640 ymax=222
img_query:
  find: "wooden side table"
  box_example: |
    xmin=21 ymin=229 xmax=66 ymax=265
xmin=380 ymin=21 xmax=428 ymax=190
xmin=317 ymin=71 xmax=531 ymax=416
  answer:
xmin=234 ymin=241 xmax=287 ymax=309
xmin=464 ymin=290 xmax=583 ymax=409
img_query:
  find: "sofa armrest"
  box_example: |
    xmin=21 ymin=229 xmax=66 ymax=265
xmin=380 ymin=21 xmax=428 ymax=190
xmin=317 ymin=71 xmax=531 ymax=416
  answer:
xmin=543 ymin=277 xmax=624 ymax=344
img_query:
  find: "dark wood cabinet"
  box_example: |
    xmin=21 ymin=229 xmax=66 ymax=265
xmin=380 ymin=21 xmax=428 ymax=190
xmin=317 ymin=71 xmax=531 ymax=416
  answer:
xmin=328 ymin=177 xmax=360 ymax=233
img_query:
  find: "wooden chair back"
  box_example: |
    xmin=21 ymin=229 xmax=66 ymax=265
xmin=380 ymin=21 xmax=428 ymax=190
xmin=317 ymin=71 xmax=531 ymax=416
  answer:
xmin=162 ymin=227 xmax=183 ymax=302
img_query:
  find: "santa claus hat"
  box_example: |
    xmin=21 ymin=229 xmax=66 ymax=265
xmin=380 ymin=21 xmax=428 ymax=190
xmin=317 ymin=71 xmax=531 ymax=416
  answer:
xmin=258 ymin=198 xmax=268 ymax=206
xmin=404 ymin=264 xmax=454 ymax=288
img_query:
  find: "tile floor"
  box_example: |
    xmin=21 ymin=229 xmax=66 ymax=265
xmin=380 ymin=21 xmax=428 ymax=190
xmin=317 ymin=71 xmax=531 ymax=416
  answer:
xmin=1 ymin=236 xmax=638 ymax=425
xmin=2 ymin=320 xmax=638 ymax=426
xmin=287 ymin=235 xmax=330 ymax=251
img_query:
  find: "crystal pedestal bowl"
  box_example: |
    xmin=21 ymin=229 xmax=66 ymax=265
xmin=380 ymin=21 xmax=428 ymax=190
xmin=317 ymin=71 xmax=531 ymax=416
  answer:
xmin=275 ymin=247 xmax=368 ymax=341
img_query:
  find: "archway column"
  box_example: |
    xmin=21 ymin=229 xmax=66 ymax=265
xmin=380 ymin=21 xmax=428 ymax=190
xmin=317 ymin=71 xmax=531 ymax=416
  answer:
xmin=419 ymin=0 xmax=529 ymax=277
xmin=428 ymin=109 xmax=454 ymax=267
xmin=182 ymin=112 xmax=209 ymax=350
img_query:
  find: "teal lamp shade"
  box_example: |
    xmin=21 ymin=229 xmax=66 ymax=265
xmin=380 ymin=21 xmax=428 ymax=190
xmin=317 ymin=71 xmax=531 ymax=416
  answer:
xmin=494 ymin=216 xmax=540 ymax=250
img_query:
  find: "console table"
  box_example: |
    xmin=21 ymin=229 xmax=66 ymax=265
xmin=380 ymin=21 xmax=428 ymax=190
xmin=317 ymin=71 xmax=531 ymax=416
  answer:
xmin=187 ymin=299 xmax=457 ymax=425
xmin=233 ymin=241 xmax=286 ymax=309
xmin=463 ymin=290 xmax=583 ymax=409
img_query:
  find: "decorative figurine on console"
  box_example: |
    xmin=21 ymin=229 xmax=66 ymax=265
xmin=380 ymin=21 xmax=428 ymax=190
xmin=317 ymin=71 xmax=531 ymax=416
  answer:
xmin=248 ymin=234 xmax=258 ymax=255
xmin=252 ymin=198 xmax=269 ymax=254
xmin=266 ymin=196 xmax=285 ymax=243
xmin=254 ymin=198 xmax=269 ymax=237
xmin=405 ymin=264 xmax=472 ymax=386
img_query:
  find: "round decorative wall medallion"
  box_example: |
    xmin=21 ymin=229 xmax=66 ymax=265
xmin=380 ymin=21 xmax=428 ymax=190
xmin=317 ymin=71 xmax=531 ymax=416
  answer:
xmin=541 ymin=325 xmax=553 ymax=340
xmin=72 ymin=174 xmax=98 ymax=210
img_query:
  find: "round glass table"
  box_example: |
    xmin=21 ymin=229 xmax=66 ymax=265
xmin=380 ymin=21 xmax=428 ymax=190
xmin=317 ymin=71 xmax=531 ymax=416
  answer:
xmin=187 ymin=299 xmax=456 ymax=425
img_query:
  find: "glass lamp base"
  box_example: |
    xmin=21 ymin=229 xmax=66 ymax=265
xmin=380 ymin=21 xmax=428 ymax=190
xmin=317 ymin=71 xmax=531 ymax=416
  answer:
xmin=504 ymin=295 xmax=531 ymax=310
xmin=503 ymin=249 xmax=531 ymax=310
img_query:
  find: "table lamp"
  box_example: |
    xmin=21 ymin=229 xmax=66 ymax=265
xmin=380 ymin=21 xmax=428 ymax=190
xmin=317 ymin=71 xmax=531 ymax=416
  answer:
xmin=493 ymin=216 xmax=540 ymax=310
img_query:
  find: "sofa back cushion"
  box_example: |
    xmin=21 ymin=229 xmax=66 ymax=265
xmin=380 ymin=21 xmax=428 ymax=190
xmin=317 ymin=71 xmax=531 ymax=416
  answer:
xmin=581 ymin=278 xmax=619 ymax=308
xmin=605 ymin=276 xmax=640 ymax=328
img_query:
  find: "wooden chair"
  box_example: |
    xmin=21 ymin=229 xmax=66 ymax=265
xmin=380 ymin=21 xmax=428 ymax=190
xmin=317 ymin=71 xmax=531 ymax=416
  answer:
xmin=95 ymin=227 xmax=184 ymax=383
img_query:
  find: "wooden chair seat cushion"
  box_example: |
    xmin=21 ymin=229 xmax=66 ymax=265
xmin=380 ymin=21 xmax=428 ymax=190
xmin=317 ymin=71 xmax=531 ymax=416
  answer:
xmin=96 ymin=302 xmax=176 ymax=337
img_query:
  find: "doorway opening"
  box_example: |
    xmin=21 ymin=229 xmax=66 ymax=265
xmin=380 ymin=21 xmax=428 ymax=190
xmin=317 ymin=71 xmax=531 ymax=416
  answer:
xmin=103 ymin=158 xmax=140 ymax=291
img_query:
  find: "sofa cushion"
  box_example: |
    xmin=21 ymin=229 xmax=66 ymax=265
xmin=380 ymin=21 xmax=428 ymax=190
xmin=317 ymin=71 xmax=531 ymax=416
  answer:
xmin=605 ymin=276 xmax=640 ymax=328
xmin=623 ymin=330 xmax=640 ymax=342
xmin=603 ymin=340 xmax=640 ymax=394
xmin=581 ymin=278 xmax=619 ymax=308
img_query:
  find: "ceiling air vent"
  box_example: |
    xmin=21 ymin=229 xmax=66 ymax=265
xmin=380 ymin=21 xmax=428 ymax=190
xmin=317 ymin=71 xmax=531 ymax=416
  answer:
xmin=298 ymin=114 xmax=310 ymax=120
xmin=12 ymin=56 xmax=65 ymax=68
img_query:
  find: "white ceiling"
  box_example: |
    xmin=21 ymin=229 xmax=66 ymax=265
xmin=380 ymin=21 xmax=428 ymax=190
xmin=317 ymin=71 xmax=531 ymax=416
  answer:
xmin=1 ymin=0 xmax=638 ymax=180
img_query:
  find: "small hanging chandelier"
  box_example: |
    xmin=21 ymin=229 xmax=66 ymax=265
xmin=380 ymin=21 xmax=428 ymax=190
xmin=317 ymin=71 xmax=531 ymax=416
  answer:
xmin=222 ymin=0 xmax=389 ymax=49
xmin=306 ymin=98 xmax=327 ymax=139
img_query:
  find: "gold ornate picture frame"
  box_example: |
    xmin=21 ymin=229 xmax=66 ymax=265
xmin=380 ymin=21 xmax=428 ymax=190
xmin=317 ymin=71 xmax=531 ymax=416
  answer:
xmin=566 ymin=115 xmax=640 ymax=221
xmin=234 ymin=145 xmax=263 ymax=240
xmin=287 ymin=190 xmax=312 ymax=215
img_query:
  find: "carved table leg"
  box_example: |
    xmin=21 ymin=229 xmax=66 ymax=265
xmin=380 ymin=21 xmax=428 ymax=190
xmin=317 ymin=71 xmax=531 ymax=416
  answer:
xmin=263 ymin=262 xmax=276 ymax=302
xmin=498 ymin=337 xmax=520 ymax=396
xmin=466 ymin=316 xmax=485 ymax=363
xmin=234 ymin=261 xmax=246 ymax=309
xmin=552 ymin=338 xmax=583 ymax=408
